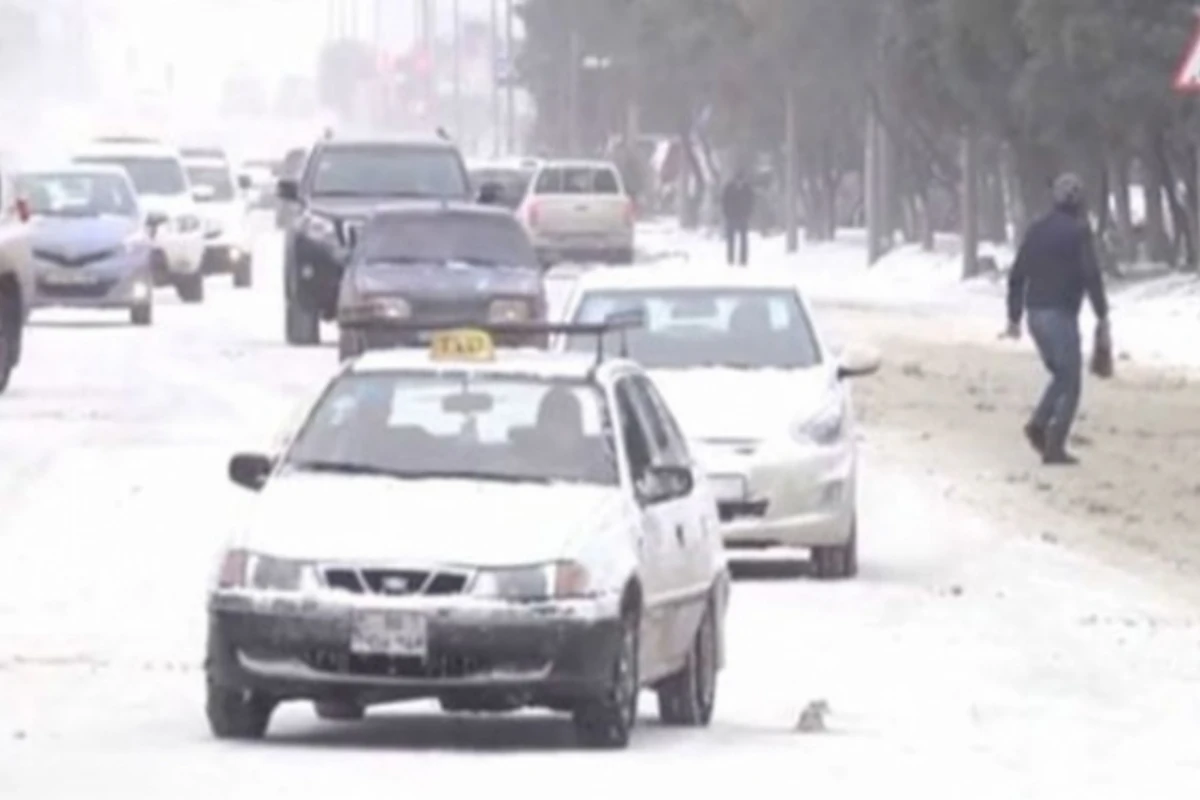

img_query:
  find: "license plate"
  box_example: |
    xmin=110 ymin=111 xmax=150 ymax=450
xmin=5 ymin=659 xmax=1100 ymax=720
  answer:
xmin=708 ymin=474 xmax=748 ymax=502
xmin=43 ymin=271 xmax=99 ymax=286
xmin=350 ymin=610 xmax=428 ymax=657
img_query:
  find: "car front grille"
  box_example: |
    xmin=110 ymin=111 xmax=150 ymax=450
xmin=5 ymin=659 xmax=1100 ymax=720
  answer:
xmin=321 ymin=566 xmax=470 ymax=596
xmin=34 ymin=247 xmax=120 ymax=267
xmin=408 ymin=297 xmax=491 ymax=323
xmin=303 ymin=649 xmax=545 ymax=680
xmin=36 ymin=279 xmax=118 ymax=299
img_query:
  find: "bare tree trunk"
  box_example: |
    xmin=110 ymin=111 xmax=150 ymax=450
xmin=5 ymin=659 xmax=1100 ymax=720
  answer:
xmin=784 ymin=86 xmax=799 ymax=252
xmin=865 ymin=109 xmax=883 ymax=265
xmin=980 ymin=167 xmax=1007 ymax=244
xmin=918 ymin=189 xmax=935 ymax=251
xmin=1142 ymin=141 xmax=1172 ymax=265
xmin=821 ymin=172 xmax=839 ymax=241
xmin=1110 ymin=152 xmax=1136 ymax=264
xmin=1158 ymin=143 xmax=1193 ymax=269
xmin=961 ymin=128 xmax=980 ymax=279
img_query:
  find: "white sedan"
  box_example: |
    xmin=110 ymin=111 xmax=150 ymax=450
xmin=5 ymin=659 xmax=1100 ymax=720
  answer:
xmin=559 ymin=266 xmax=880 ymax=579
xmin=208 ymin=325 xmax=730 ymax=748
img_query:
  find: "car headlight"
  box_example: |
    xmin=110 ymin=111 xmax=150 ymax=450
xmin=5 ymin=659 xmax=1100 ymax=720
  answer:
xmin=355 ymin=295 xmax=412 ymax=319
xmin=488 ymin=298 xmax=532 ymax=322
xmin=470 ymin=561 xmax=592 ymax=601
xmin=792 ymin=396 xmax=847 ymax=446
xmin=301 ymin=213 xmax=338 ymax=242
xmin=214 ymin=549 xmax=320 ymax=592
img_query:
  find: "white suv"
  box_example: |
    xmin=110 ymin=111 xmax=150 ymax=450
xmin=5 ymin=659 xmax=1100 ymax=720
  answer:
xmin=518 ymin=159 xmax=636 ymax=266
xmin=74 ymin=140 xmax=208 ymax=303
xmin=184 ymin=155 xmax=254 ymax=288
xmin=0 ymin=163 xmax=33 ymax=394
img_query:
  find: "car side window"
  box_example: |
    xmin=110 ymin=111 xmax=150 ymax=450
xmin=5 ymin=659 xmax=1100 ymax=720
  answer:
xmin=626 ymin=376 xmax=686 ymax=467
xmin=634 ymin=376 xmax=691 ymax=464
xmin=614 ymin=380 xmax=654 ymax=492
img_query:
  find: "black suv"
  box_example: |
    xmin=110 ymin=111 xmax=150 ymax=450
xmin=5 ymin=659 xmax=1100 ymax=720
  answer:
xmin=277 ymin=136 xmax=475 ymax=346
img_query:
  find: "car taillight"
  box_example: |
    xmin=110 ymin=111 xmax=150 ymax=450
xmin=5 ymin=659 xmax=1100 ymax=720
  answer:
xmin=217 ymin=549 xmax=249 ymax=589
xmin=14 ymin=198 xmax=29 ymax=223
xmin=527 ymin=201 xmax=540 ymax=228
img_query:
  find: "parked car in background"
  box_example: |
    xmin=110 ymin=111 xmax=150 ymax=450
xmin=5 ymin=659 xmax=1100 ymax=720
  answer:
xmin=274 ymin=146 xmax=308 ymax=231
xmin=16 ymin=165 xmax=155 ymax=326
xmin=517 ymin=159 xmax=635 ymax=266
xmin=74 ymin=139 xmax=207 ymax=303
xmin=184 ymin=155 xmax=254 ymax=288
xmin=0 ymin=161 xmax=33 ymax=394
xmin=467 ymin=157 xmax=539 ymax=210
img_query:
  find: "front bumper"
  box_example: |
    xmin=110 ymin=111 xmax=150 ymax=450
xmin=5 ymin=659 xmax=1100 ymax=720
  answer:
xmin=531 ymin=231 xmax=634 ymax=263
xmin=32 ymin=258 xmax=153 ymax=310
xmin=206 ymin=591 xmax=623 ymax=707
xmin=700 ymin=439 xmax=857 ymax=549
xmin=152 ymin=231 xmax=206 ymax=275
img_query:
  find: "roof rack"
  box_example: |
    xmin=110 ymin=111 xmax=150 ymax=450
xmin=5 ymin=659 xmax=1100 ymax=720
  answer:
xmin=340 ymin=310 xmax=646 ymax=366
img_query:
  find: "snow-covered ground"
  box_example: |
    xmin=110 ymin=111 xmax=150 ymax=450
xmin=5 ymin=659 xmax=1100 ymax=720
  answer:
xmin=2 ymin=218 xmax=1199 ymax=798
xmin=640 ymin=222 xmax=1200 ymax=370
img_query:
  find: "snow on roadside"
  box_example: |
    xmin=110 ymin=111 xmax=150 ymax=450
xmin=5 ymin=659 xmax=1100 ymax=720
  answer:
xmin=637 ymin=220 xmax=1200 ymax=370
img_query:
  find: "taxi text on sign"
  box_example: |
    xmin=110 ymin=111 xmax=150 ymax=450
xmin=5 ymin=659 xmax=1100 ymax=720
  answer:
xmin=430 ymin=328 xmax=496 ymax=362
xmin=1174 ymin=19 xmax=1200 ymax=92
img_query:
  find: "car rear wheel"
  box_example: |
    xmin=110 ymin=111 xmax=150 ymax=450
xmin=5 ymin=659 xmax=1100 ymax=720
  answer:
xmin=205 ymin=680 xmax=276 ymax=740
xmin=286 ymin=299 xmax=320 ymax=346
xmin=175 ymin=273 xmax=205 ymax=304
xmin=130 ymin=303 xmax=152 ymax=327
xmin=573 ymin=609 xmax=639 ymax=749
xmin=233 ymin=256 xmax=253 ymax=289
xmin=0 ymin=288 xmax=16 ymax=395
xmin=610 ymin=248 xmax=635 ymax=265
xmin=337 ymin=330 xmax=363 ymax=362
xmin=656 ymin=595 xmax=718 ymax=726
xmin=813 ymin=517 xmax=858 ymax=580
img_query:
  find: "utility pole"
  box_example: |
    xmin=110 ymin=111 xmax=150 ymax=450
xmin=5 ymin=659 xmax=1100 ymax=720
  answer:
xmin=490 ymin=0 xmax=502 ymax=156
xmin=784 ymin=86 xmax=798 ymax=253
xmin=961 ymin=126 xmax=980 ymax=279
xmin=566 ymin=5 xmax=582 ymax=155
xmin=505 ymin=0 xmax=516 ymax=155
xmin=452 ymin=0 xmax=462 ymax=139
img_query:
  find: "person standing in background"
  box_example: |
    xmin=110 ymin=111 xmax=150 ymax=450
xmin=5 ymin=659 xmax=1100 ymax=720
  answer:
xmin=1003 ymin=173 xmax=1110 ymax=466
xmin=721 ymin=169 xmax=755 ymax=266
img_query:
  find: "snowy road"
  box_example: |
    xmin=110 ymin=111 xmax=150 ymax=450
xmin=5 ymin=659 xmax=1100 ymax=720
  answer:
xmin=2 ymin=221 xmax=1199 ymax=798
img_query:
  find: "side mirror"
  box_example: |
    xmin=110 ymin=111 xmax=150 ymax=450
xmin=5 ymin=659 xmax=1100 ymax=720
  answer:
xmin=640 ymin=463 xmax=694 ymax=502
xmin=477 ymin=181 xmax=505 ymax=205
xmin=229 ymin=452 xmax=274 ymax=492
xmin=277 ymin=178 xmax=300 ymax=202
xmin=836 ymin=345 xmax=882 ymax=380
xmin=237 ymin=174 xmax=253 ymax=191
xmin=14 ymin=197 xmax=30 ymax=223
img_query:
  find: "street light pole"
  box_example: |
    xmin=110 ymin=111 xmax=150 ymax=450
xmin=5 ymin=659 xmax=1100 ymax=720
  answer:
xmin=490 ymin=0 xmax=502 ymax=157
xmin=452 ymin=0 xmax=462 ymax=139
xmin=505 ymin=0 xmax=516 ymax=155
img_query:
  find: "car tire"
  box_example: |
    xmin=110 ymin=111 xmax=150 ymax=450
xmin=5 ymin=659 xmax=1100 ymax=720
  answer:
xmin=655 ymin=595 xmax=718 ymax=727
xmin=337 ymin=330 xmax=363 ymax=362
xmin=286 ymin=299 xmax=320 ymax=346
xmin=572 ymin=609 xmax=639 ymax=749
xmin=0 ymin=288 xmax=17 ymax=395
xmin=205 ymin=680 xmax=276 ymax=740
xmin=813 ymin=517 xmax=858 ymax=580
xmin=233 ymin=256 xmax=253 ymax=289
xmin=130 ymin=303 xmax=153 ymax=327
xmin=611 ymin=248 xmax=635 ymax=265
xmin=175 ymin=273 xmax=205 ymax=304
xmin=314 ymin=700 xmax=365 ymax=721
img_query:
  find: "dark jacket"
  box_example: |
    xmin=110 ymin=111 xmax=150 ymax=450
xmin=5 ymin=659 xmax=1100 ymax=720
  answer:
xmin=1007 ymin=207 xmax=1109 ymax=324
xmin=721 ymin=179 xmax=755 ymax=228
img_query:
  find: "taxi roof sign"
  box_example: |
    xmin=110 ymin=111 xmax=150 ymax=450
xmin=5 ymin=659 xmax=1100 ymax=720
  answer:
xmin=430 ymin=328 xmax=495 ymax=362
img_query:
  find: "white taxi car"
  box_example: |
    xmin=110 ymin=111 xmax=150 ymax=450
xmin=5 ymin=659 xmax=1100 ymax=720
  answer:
xmin=207 ymin=323 xmax=730 ymax=748
xmin=74 ymin=140 xmax=208 ymax=303
xmin=560 ymin=267 xmax=881 ymax=579
xmin=183 ymin=155 xmax=254 ymax=288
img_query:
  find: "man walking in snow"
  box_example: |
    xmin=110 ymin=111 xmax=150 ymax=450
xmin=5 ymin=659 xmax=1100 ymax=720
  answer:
xmin=721 ymin=170 xmax=755 ymax=266
xmin=1003 ymin=173 xmax=1110 ymax=466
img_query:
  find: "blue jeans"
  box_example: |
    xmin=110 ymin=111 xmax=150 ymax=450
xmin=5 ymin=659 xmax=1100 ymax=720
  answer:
xmin=1027 ymin=308 xmax=1082 ymax=446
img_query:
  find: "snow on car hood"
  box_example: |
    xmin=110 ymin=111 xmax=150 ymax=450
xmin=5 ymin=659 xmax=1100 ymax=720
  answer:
xmin=650 ymin=366 xmax=838 ymax=442
xmin=353 ymin=261 xmax=542 ymax=299
xmin=138 ymin=193 xmax=196 ymax=218
xmin=241 ymin=472 xmax=626 ymax=567
xmin=29 ymin=215 xmax=138 ymax=253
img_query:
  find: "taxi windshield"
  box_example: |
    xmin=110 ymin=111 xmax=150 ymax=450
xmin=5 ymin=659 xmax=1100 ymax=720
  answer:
xmin=283 ymin=372 xmax=618 ymax=486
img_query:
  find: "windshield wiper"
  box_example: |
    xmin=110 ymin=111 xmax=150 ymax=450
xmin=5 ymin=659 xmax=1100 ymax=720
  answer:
xmin=288 ymin=460 xmax=411 ymax=479
xmin=406 ymin=469 xmax=552 ymax=485
xmin=289 ymin=462 xmax=551 ymax=485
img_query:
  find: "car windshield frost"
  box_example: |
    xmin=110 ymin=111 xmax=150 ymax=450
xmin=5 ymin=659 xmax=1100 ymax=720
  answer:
xmin=568 ymin=288 xmax=823 ymax=370
xmin=186 ymin=165 xmax=235 ymax=201
xmin=76 ymin=156 xmax=187 ymax=196
xmin=358 ymin=214 xmax=537 ymax=268
xmin=284 ymin=373 xmax=617 ymax=486
xmin=309 ymin=146 xmax=468 ymax=199
xmin=17 ymin=172 xmax=139 ymax=219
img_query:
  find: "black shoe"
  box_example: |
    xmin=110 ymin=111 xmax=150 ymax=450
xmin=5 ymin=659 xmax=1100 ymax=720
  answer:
xmin=1023 ymin=423 xmax=1046 ymax=455
xmin=1043 ymin=449 xmax=1079 ymax=466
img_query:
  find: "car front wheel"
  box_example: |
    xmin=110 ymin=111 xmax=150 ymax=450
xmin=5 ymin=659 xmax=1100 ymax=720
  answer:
xmin=573 ymin=609 xmax=640 ymax=749
xmin=0 ymin=289 xmax=16 ymax=394
xmin=130 ymin=303 xmax=152 ymax=327
xmin=233 ymin=256 xmax=253 ymax=289
xmin=813 ymin=516 xmax=858 ymax=580
xmin=205 ymin=680 xmax=276 ymax=740
xmin=175 ymin=272 xmax=205 ymax=304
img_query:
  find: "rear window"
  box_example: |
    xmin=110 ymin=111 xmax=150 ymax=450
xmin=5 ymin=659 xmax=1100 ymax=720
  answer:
xmin=360 ymin=213 xmax=537 ymax=267
xmin=534 ymin=166 xmax=622 ymax=196
xmin=307 ymin=145 xmax=469 ymax=199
